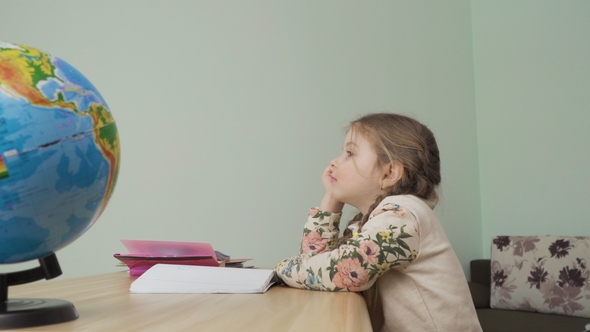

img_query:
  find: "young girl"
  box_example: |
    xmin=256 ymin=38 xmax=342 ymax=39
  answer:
xmin=275 ymin=113 xmax=482 ymax=332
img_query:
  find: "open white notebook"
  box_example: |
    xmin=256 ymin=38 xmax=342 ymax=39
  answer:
xmin=130 ymin=264 xmax=276 ymax=294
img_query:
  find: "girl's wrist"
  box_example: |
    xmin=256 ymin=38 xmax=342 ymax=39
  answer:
xmin=319 ymin=194 xmax=344 ymax=213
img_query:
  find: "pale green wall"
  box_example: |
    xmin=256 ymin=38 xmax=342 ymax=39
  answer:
xmin=471 ymin=1 xmax=590 ymax=255
xmin=3 ymin=1 xmax=587 ymax=282
xmin=0 ymin=1 xmax=481 ymax=279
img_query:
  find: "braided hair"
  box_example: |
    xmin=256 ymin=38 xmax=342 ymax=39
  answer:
xmin=337 ymin=113 xmax=441 ymax=246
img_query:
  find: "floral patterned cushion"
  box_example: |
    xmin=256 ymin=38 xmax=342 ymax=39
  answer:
xmin=490 ymin=235 xmax=590 ymax=318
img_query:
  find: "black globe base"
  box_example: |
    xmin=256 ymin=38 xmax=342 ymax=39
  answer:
xmin=0 ymin=298 xmax=78 ymax=329
xmin=0 ymin=253 xmax=78 ymax=329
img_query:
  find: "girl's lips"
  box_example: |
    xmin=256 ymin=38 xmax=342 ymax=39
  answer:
xmin=330 ymin=176 xmax=337 ymax=183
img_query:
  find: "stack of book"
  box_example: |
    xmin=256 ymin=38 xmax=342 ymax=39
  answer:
xmin=113 ymin=239 xmax=251 ymax=276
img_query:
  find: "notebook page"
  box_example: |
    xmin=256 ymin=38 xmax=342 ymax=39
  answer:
xmin=130 ymin=264 xmax=276 ymax=294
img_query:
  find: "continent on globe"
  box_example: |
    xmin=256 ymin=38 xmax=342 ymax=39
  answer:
xmin=0 ymin=41 xmax=120 ymax=264
xmin=0 ymin=154 xmax=7 ymax=179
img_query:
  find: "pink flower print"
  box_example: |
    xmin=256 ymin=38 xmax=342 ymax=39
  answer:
xmin=301 ymin=231 xmax=328 ymax=254
xmin=358 ymin=241 xmax=379 ymax=265
xmin=393 ymin=209 xmax=406 ymax=217
xmin=370 ymin=203 xmax=406 ymax=218
xmin=332 ymin=258 xmax=369 ymax=291
xmin=309 ymin=207 xmax=320 ymax=217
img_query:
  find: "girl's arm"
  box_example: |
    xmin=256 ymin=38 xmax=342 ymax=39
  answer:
xmin=297 ymin=165 xmax=346 ymax=254
xmin=298 ymin=208 xmax=342 ymax=255
xmin=275 ymin=201 xmax=419 ymax=292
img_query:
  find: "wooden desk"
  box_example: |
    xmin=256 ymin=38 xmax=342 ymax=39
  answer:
xmin=8 ymin=271 xmax=372 ymax=331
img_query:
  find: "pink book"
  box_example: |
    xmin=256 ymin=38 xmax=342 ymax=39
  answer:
xmin=114 ymin=239 xmax=220 ymax=276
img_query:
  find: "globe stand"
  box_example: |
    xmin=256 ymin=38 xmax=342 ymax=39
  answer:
xmin=0 ymin=254 xmax=78 ymax=329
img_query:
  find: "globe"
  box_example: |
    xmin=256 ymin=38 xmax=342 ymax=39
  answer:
xmin=0 ymin=42 xmax=120 ymax=264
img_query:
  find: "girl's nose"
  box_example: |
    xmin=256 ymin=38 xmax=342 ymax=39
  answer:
xmin=330 ymin=157 xmax=338 ymax=168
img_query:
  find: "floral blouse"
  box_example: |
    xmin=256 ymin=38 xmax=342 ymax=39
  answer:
xmin=275 ymin=201 xmax=419 ymax=292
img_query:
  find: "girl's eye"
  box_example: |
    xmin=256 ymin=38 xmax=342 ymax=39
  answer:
xmin=346 ymin=150 xmax=353 ymax=157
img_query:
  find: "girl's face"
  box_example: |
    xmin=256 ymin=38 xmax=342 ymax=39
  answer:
xmin=328 ymin=130 xmax=388 ymax=214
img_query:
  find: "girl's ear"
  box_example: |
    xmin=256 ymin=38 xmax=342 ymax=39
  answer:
xmin=381 ymin=161 xmax=404 ymax=190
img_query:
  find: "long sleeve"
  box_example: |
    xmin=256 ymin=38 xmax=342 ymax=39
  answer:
xmin=275 ymin=201 xmax=420 ymax=292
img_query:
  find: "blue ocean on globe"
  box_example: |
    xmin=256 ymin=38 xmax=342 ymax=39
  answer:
xmin=0 ymin=42 xmax=120 ymax=264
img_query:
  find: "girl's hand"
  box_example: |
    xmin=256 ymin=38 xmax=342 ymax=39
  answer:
xmin=319 ymin=165 xmax=344 ymax=213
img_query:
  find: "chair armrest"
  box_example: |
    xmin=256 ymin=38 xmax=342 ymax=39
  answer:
xmin=470 ymin=259 xmax=491 ymax=287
